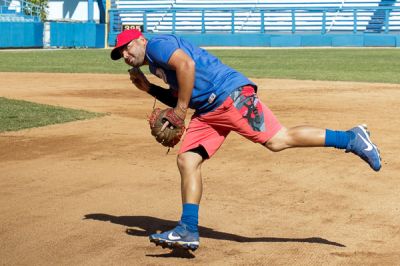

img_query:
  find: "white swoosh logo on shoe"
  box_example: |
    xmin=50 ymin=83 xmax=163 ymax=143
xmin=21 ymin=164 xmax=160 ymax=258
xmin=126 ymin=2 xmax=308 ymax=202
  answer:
xmin=358 ymin=133 xmax=373 ymax=151
xmin=168 ymin=232 xmax=181 ymax=240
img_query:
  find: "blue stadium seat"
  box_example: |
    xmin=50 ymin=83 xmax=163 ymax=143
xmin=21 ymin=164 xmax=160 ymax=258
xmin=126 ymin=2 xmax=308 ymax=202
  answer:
xmin=109 ymin=0 xmax=399 ymax=34
xmin=0 ymin=0 xmax=40 ymax=22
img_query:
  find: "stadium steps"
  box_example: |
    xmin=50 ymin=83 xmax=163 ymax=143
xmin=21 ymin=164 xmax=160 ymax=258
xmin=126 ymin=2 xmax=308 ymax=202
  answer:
xmin=0 ymin=5 xmax=21 ymax=22
xmin=0 ymin=0 xmax=39 ymax=22
xmin=366 ymin=0 xmax=397 ymax=32
xmin=0 ymin=5 xmax=16 ymax=14
xmin=0 ymin=14 xmax=33 ymax=22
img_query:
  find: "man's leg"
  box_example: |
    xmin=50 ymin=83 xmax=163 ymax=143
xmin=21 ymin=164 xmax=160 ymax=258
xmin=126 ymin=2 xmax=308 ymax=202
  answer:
xmin=264 ymin=126 xmax=325 ymax=151
xmin=148 ymin=106 xmax=230 ymax=251
xmin=149 ymin=149 xmax=205 ymax=251
xmin=177 ymin=149 xmax=205 ymax=204
xmin=222 ymin=85 xmax=381 ymax=171
xmin=265 ymin=125 xmax=381 ymax=171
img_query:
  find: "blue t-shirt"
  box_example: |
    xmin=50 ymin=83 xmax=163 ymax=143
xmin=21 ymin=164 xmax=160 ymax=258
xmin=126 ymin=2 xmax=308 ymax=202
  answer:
xmin=145 ymin=35 xmax=255 ymax=114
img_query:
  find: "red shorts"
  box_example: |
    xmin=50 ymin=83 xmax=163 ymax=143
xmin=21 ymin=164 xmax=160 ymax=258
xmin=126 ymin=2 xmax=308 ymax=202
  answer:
xmin=179 ymin=85 xmax=282 ymax=158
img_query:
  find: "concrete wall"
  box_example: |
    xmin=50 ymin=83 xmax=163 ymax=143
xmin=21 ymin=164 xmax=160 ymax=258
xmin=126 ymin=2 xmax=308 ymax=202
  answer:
xmin=47 ymin=0 xmax=100 ymax=22
xmin=109 ymin=32 xmax=400 ymax=47
xmin=48 ymin=22 xmax=104 ymax=47
xmin=0 ymin=21 xmax=105 ymax=48
xmin=0 ymin=22 xmax=43 ymax=47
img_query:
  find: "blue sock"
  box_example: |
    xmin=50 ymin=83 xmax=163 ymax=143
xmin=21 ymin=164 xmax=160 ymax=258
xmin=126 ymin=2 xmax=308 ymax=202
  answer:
xmin=180 ymin=203 xmax=199 ymax=233
xmin=325 ymin=129 xmax=352 ymax=149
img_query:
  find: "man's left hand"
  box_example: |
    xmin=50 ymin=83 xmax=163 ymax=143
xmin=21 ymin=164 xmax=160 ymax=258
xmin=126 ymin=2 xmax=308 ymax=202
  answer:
xmin=129 ymin=67 xmax=150 ymax=92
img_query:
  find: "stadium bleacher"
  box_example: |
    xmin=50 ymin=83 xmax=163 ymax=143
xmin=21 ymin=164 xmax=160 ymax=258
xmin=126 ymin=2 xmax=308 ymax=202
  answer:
xmin=0 ymin=0 xmax=40 ymax=22
xmin=110 ymin=0 xmax=399 ymax=34
xmin=366 ymin=0 xmax=397 ymax=32
xmin=391 ymin=0 xmax=400 ymax=30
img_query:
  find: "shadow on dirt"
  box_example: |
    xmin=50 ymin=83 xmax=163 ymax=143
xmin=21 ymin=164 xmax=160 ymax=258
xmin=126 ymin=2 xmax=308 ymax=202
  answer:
xmin=83 ymin=213 xmax=346 ymax=251
xmin=145 ymin=249 xmax=195 ymax=259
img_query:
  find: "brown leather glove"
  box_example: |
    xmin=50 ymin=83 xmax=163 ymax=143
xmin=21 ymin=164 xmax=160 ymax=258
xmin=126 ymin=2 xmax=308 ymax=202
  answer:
xmin=148 ymin=108 xmax=185 ymax=148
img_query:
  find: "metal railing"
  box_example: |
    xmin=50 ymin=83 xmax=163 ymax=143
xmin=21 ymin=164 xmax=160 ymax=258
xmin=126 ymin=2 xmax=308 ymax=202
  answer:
xmin=0 ymin=0 xmax=41 ymax=21
xmin=109 ymin=6 xmax=400 ymax=35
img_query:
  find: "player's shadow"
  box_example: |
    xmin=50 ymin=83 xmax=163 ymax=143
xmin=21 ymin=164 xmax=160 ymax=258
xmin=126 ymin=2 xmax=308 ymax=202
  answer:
xmin=84 ymin=213 xmax=345 ymax=258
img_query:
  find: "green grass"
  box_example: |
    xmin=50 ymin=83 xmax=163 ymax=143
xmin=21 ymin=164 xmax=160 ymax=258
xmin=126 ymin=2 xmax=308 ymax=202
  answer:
xmin=0 ymin=97 xmax=104 ymax=133
xmin=211 ymin=49 xmax=400 ymax=83
xmin=0 ymin=50 xmax=128 ymax=74
xmin=1 ymin=48 xmax=400 ymax=83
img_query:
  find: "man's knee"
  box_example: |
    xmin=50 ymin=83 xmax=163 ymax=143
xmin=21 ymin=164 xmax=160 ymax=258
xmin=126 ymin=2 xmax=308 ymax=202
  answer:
xmin=265 ymin=141 xmax=286 ymax=152
xmin=264 ymin=127 xmax=289 ymax=152
xmin=177 ymin=149 xmax=205 ymax=172
xmin=177 ymin=153 xmax=189 ymax=171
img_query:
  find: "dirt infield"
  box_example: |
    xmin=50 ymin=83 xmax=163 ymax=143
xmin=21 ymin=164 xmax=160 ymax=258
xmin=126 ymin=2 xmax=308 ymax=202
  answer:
xmin=1 ymin=72 xmax=399 ymax=265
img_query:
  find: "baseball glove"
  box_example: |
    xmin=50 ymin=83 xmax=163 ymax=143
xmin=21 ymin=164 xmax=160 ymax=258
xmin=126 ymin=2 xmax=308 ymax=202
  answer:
xmin=148 ymin=108 xmax=185 ymax=148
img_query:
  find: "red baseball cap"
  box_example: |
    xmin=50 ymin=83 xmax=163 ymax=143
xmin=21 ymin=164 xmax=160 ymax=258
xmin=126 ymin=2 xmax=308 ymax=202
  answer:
xmin=110 ymin=29 xmax=144 ymax=60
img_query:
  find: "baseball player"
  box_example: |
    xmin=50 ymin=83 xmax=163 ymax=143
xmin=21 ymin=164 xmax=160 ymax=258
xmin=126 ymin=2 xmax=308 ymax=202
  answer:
xmin=110 ymin=29 xmax=381 ymax=251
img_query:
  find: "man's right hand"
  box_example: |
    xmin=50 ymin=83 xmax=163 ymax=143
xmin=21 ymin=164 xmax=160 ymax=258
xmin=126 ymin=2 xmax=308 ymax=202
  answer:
xmin=129 ymin=67 xmax=150 ymax=92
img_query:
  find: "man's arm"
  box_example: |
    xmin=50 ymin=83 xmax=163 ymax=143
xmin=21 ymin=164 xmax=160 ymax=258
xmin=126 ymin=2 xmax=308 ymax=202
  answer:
xmin=148 ymin=84 xmax=177 ymax=107
xmin=167 ymin=49 xmax=195 ymax=120
xmin=129 ymin=68 xmax=177 ymax=107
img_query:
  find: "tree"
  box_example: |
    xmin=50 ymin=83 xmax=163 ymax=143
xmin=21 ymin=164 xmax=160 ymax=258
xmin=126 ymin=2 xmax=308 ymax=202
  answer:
xmin=25 ymin=0 xmax=48 ymax=21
